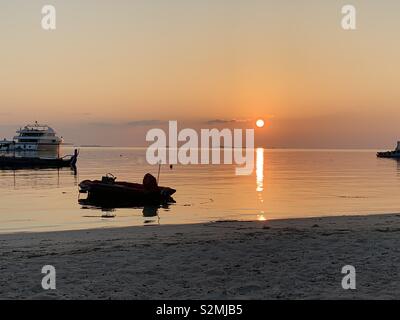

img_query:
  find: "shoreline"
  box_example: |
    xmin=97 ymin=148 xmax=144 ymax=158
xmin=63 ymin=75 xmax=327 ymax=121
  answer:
xmin=2 ymin=213 xmax=400 ymax=299
xmin=3 ymin=210 xmax=400 ymax=236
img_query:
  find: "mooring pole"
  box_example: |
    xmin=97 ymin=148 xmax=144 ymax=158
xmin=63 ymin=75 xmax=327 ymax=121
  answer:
xmin=157 ymin=161 xmax=161 ymax=184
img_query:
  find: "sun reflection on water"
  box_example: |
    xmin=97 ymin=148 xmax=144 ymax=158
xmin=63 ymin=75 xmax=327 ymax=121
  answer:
xmin=255 ymin=148 xmax=266 ymax=221
xmin=256 ymin=148 xmax=264 ymax=192
xmin=257 ymin=214 xmax=266 ymax=221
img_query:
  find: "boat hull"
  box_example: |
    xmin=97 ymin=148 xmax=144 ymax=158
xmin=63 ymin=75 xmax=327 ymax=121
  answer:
xmin=0 ymin=150 xmax=78 ymax=169
xmin=0 ymin=157 xmax=74 ymax=169
xmin=79 ymin=180 xmax=176 ymax=206
xmin=376 ymin=151 xmax=400 ymax=159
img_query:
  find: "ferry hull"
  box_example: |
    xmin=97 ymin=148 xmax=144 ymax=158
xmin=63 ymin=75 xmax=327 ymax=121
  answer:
xmin=0 ymin=143 xmax=60 ymax=152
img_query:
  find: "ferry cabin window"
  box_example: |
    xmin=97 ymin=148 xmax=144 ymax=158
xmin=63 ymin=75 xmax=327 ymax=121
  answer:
xmin=21 ymin=133 xmax=45 ymax=137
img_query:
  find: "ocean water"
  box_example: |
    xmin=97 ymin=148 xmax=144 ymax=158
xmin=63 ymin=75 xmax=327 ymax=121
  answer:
xmin=1 ymin=147 xmax=400 ymax=233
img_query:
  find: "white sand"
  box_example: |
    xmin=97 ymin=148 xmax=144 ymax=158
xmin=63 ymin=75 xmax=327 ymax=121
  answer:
xmin=1 ymin=214 xmax=400 ymax=299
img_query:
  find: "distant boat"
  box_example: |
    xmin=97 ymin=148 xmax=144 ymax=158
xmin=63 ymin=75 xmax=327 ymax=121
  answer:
xmin=0 ymin=122 xmax=63 ymax=152
xmin=377 ymin=141 xmax=400 ymax=158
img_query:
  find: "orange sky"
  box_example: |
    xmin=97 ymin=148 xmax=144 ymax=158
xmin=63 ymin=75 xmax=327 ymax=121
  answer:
xmin=1 ymin=0 xmax=400 ymax=148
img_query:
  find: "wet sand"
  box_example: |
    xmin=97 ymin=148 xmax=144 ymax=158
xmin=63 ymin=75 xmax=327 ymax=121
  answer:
xmin=1 ymin=214 xmax=400 ymax=299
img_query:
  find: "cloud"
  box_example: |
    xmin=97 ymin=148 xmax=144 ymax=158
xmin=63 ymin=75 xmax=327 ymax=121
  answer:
xmin=89 ymin=120 xmax=166 ymax=127
xmin=89 ymin=122 xmax=116 ymax=127
xmin=204 ymin=119 xmax=251 ymax=125
xmin=126 ymin=120 xmax=166 ymax=127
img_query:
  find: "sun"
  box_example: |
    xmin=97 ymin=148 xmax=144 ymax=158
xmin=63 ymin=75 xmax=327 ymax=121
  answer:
xmin=256 ymin=119 xmax=265 ymax=128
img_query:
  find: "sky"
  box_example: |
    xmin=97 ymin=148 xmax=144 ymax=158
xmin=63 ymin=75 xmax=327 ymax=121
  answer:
xmin=1 ymin=0 xmax=400 ymax=148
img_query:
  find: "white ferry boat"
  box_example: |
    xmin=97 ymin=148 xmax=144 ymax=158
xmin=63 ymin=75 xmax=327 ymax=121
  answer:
xmin=0 ymin=122 xmax=63 ymax=152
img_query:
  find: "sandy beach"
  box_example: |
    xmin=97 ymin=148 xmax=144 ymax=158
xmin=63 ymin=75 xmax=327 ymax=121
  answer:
xmin=2 ymin=214 xmax=400 ymax=300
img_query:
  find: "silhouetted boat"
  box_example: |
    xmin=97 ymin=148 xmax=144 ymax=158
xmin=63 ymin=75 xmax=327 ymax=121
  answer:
xmin=0 ymin=149 xmax=78 ymax=169
xmin=79 ymin=173 xmax=176 ymax=206
xmin=377 ymin=142 xmax=400 ymax=159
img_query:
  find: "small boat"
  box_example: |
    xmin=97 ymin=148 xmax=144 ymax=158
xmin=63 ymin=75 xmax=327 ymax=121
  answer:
xmin=0 ymin=149 xmax=78 ymax=169
xmin=79 ymin=173 xmax=176 ymax=206
xmin=377 ymin=142 xmax=400 ymax=159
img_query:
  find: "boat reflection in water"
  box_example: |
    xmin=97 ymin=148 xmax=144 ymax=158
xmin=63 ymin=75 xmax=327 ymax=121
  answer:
xmin=78 ymin=198 xmax=171 ymax=225
xmin=0 ymin=165 xmax=78 ymax=191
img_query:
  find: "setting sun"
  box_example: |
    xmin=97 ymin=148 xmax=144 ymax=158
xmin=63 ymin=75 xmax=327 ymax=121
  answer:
xmin=256 ymin=119 xmax=265 ymax=128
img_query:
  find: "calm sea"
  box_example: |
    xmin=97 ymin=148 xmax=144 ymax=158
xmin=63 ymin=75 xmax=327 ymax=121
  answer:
xmin=0 ymin=147 xmax=400 ymax=233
